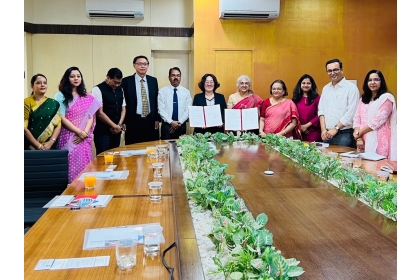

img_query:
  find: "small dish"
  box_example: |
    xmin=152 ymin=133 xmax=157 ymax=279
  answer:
xmin=264 ymin=170 xmax=274 ymax=175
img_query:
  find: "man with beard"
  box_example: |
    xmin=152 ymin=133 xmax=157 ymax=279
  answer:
xmin=158 ymin=67 xmax=192 ymax=140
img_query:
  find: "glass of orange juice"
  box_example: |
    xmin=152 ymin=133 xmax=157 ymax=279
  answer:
xmin=84 ymin=173 xmax=96 ymax=189
xmin=146 ymin=146 xmax=158 ymax=159
xmin=104 ymin=152 xmax=114 ymax=165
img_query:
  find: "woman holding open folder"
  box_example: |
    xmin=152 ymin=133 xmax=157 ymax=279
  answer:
xmin=259 ymin=79 xmax=302 ymax=139
xmin=227 ymin=75 xmax=263 ymax=134
xmin=192 ymin=73 xmax=227 ymax=135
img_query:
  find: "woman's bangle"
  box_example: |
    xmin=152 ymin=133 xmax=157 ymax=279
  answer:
xmin=356 ymin=138 xmax=363 ymax=141
xmin=38 ymin=143 xmax=43 ymax=150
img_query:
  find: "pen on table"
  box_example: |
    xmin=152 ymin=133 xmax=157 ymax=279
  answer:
xmin=70 ymin=206 xmax=97 ymax=210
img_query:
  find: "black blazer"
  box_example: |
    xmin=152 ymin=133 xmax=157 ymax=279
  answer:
xmin=121 ymin=74 xmax=160 ymax=122
xmin=192 ymin=92 xmax=227 ymax=122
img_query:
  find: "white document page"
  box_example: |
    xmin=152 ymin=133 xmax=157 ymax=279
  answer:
xmin=241 ymin=107 xmax=259 ymax=130
xmin=188 ymin=106 xmax=205 ymax=128
xmin=224 ymin=109 xmax=242 ymax=131
xmin=203 ymin=104 xmax=223 ymax=127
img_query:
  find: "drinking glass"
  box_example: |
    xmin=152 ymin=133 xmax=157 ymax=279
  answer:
xmin=152 ymin=163 xmax=164 ymax=178
xmin=104 ymin=152 xmax=114 ymax=165
xmin=83 ymin=173 xmax=96 ymax=189
xmin=143 ymin=225 xmax=163 ymax=257
xmin=115 ymin=238 xmax=137 ymax=270
xmin=148 ymin=181 xmax=163 ymax=202
xmin=146 ymin=146 xmax=158 ymax=159
xmin=353 ymin=156 xmax=362 ymax=168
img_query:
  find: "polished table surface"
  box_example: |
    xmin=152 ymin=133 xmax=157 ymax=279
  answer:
xmin=214 ymin=142 xmax=397 ymax=279
xmin=25 ymin=140 xmax=203 ymax=280
xmin=25 ymin=140 xmax=396 ymax=279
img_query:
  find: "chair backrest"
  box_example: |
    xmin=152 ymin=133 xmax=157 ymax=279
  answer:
xmin=24 ymin=150 xmax=69 ymax=199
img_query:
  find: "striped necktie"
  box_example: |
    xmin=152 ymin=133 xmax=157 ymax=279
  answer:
xmin=140 ymin=79 xmax=149 ymax=116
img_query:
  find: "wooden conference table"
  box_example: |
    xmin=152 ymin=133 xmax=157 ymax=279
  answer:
xmin=24 ymin=140 xmax=396 ymax=279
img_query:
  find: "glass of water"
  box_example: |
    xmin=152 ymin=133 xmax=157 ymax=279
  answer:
xmin=143 ymin=224 xmax=163 ymax=257
xmin=115 ymin=238 xmax=137 ymax=270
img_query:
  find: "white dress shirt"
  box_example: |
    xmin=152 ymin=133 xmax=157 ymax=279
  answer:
xmin=318 ymin=77 xmax=360 ymax=130
xmin=135 ymin=74 xmax=150 ymax=115
xmin=158 ymin=85 xmax=192 ymax=124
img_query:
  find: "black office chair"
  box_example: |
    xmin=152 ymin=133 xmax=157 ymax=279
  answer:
xmin=24 ymin=150 xmax=69 ymax=232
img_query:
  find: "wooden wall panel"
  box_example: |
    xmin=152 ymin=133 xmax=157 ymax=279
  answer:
xmin=194 ymin=0 xmax=397 ymax=103
xmin=215 ymin=50 xmax=253 ymax=96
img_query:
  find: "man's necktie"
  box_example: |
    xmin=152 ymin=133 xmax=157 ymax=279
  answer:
xmin=140 ymin=79 xmax=149 ymax=116
xmin=172 ymin=88 xmax=178 ymax=121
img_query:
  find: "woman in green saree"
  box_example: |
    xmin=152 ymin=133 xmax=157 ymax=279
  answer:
xmin=24 ymin=74 xmax=61 ymax=150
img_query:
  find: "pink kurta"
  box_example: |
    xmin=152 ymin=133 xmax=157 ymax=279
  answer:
xmin=353 ymin=93 xmax=397 ymax=160
xmin=295 ymin=95 xmax=321 ymax=142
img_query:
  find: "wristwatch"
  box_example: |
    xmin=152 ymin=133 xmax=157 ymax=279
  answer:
xmin=50 ymin=138 xmax=56 ymax=142
xmin=334 ymin=125 xmax=340 ymax=131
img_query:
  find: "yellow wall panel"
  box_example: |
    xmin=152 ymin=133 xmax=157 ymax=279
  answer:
xmin=194 ymin=0 xmax=397 ymax=102
xmin=31 ymin=34 xmax=94 ymax=98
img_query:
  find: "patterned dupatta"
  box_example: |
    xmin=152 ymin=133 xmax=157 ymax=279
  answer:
xmin=57 ymin=94 xmax=101 ymax=153
xmin=365 ymin=93 xmax=397 ymax=161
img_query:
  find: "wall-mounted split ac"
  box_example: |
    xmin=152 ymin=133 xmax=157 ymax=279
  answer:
xmin=219 ymin=0 xmax=280 ymax=21
xmin=86 ymin=0 xmax=144 ymax=19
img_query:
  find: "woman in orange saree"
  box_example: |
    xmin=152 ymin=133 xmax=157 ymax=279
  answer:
xmin=260 ymin=79 xmax=302 ymax=139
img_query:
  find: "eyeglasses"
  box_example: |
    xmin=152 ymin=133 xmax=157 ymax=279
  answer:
xmin=239 ymin=82 xmax=249 ymax=86
xmin=272 ymin=88 xmax=284 ymax=91
xmin=135 ymin=62 xmax=149 ymax=66
xmin=368 ymin=78 xmax=381 ymax=83
xmin=170 ymin=74 xmax=181 ymax=78
xmin=205 ymin=81 xmax=214 ymax=84
xmin=326 ymin=68 xmax=341 ymax=74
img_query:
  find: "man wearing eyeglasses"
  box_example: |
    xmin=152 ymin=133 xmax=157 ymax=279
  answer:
xmin=92 ymin=67 xmax=126 ymax=155
xmin=158 ymin=67 xmax=192 ymax=140
xmin=121 ymin=55 xmax=160 ymax=144
xmin=318 ymin=58 xmax=359 ymax=148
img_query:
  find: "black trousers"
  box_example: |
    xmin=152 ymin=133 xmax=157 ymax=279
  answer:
xmin=125 ymin=115 xmax=159 ymax=145
xmin=161 ymin=122 xmax=186 ymax=140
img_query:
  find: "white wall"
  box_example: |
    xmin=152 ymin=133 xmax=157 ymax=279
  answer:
xmin=25 ymin=0 xmax=193 ymax=27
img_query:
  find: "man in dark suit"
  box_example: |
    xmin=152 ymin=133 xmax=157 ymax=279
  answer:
xmin=121 ymin=55 xmax=160 ymax=144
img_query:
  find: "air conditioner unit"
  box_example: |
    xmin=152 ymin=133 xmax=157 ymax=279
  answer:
xmin=86 ymin=0 xmax=144 ymax=19
xmin=219 ymin=0 xmax=280 ymax=20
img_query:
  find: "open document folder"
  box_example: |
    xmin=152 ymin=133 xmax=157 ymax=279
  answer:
xmin=188 ymin=104 xmax=223 ymax=128
xmin=224 ymin=107 xmax=259 ymax=131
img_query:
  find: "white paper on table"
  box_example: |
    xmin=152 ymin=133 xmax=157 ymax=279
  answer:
xmin=83 ymin=223 xmax=165 ymax=250
xmin=35 ymin=256 xmax=110 ymax=270
xmin=120 ymin=149 xmax=146 ymax=156
xmin=78 ymin=171 xmax=128 ymax=181
xmin=47 ymin=195 xmax=75 ymax=207
xmin=224 ymin=109 xmax=242 ymax=131
xmin=188 ymin=106 xmax=206 ymax=128
xmin=241 ymin=107 xmax=259 ymax=130
xmin=203 ymin=105 xmax=223 ymax=127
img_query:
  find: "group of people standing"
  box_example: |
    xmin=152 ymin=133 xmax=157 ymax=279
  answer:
xmin=24 ymin=57 xmax=397 ymax=183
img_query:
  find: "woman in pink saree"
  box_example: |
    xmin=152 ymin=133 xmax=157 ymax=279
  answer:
xmin=227 ymin=75 xmax=263 ymax=134
xmin=353 ymin=70 xmax=397 ymax=161
xmin=260 ymin=79 xmax=302 ymax=140
xmin=54 ymin=67 xmax=101 ymax=183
